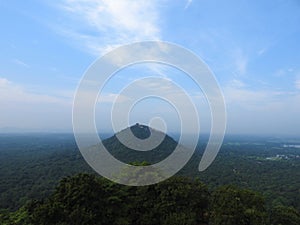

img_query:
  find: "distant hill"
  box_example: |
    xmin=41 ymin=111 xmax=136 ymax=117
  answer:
xmin=102 ymin=123 xmax=183 ymax=164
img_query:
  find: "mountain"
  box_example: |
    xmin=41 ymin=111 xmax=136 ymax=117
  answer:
xmin=102 ymin=123 xmax=180 ymax=164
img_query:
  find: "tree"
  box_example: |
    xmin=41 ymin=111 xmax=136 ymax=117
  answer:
xmin=126 ymin=176 xmax=209 ymax=225
xmin=29 ymin=173 xmax=129 ymax=225
xmin=269 ymin=205 xmax=300 ymax=225
xmin=209 ymin=185 xmax=267 ymax=225
xmin=26 ymin=173 xmax=210 ymax=225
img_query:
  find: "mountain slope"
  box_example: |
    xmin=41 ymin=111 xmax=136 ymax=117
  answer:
xmin=102 ymin=123 xmax=179 ymax=164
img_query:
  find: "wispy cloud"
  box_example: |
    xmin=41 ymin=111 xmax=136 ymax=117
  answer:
xmin=224 ymin=81 xmax=300 ymax=134
xmin=98 ymin=93 xmax=131 ymax=103
xmin=274 ymin=68 xmax=295 ymax=78
xmin=257 ymin=47 xmax=267 ymax=56
xmin=257 ymin=39 xmax=277 ymax=56
xmin=224 ymin=79 xmax=299 ymax=111
xmin=296 ymin=79 xmax=300 ymax=90
xmin=233 ymin=49 xmax=248 ymax=76
xmin=229 ymin=79 xmax=246 ymax=88
xmin=0 ymin=77 xmax=68 ymax=104
xmin=184 ymin=0 xmax=193 ymax=9
xmin=274 ymin=69 xmax=286 ymax=77
xmin=0 ymin=77 xmax=72 ymax=130
xmin=55 ymin=0 xmax=161 ymax=55
xmin=12 ymin=59 xmax=30 ymax=68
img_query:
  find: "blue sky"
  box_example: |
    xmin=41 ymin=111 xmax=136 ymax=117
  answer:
xmin=1 ymin=0 xmax=300 ymax=135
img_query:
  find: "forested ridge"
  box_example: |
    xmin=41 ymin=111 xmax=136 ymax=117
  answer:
xmin=0 ymin=173 xmax=299 ymax=225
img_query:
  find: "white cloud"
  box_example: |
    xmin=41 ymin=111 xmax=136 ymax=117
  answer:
xmin=233 ymin=49 xmax=248 ymax=76
xmin=257 ymin=43 xmax=273 ymax=56
xmin=12 ymin=59 xmax=30 ymax=68
xmin=223 ymin=80 xmax=293 ymax=109
xmin=98 ymin=93 xmax=131 ymax=103
xmin=257 ymin=47 xmax=267 ymax=56
xmin=274 ymin=68 xmax=295 ymax=78
xmin=184 ymin=0 xmax=193 ymax=9
xmin=225 ymin=86 xmax=280 ymax=108
xmin=223 ymin=81 xmax=300 ymax=134
xmin=230 ymin=79 xmax=246 ymax=88
xmin=0 ymin=78 xmax=68 ymax=104
xmin=0 ymin=77 xmax=72 ymax=130
xmin=95 ymin=76 xmax=206 ymax=133
xmin=56 ymin=0 xmax=161 ymax=55
xmin=296 ymin=79 xmax=300 ymax=89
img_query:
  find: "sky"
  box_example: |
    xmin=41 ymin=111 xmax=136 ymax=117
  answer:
xmin=0 ymin=0 xmax=300 ymax=136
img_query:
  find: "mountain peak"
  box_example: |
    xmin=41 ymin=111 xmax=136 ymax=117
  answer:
xmin=102 ymin=123 xmax=178 ymax=164
xmin=129 ymin=123 xmax=151 ymax=139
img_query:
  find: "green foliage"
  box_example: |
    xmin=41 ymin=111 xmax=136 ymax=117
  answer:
xmin=210 ymin=185 xmax=267 ymax=225
xmin=269 ymin=205 xmax=300 ymax=225
xmin=0 ymin=206 xmax=31 ymax=225
xmin=115 ymin=161 xmax=167 ymax=185
xmin=11 ymin=174 xmax=209 ymax=225
xmin=1 ymin=172 xmax=299 ymax=225
xmin=128 ymin=176 xmax=209 ymax=225
xmin=29 ymin=174 xmax=130 ymax=225
xmin=0 ymin=133 xmax=299 ymax=224
xmin=1 ymin=134 xmax=299 ymax=212
xmin=0 ymin=134 xmax=93 ymax=211
xmin=190 ymin=140 xmax=300 ymax=211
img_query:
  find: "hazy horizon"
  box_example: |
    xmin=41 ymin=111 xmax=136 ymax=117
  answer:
xmin=1 ymin=126 xmax=300 ymax=139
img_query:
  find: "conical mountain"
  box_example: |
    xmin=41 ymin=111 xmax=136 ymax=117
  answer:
xmin=102 ymin=123 xmax=179 ymax=164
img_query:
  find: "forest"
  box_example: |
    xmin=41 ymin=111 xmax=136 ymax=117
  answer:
xmin=0 ymin=130 xmax=299 ymax=224
xmin=1 ymin=173 xmax=299 ymax=225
